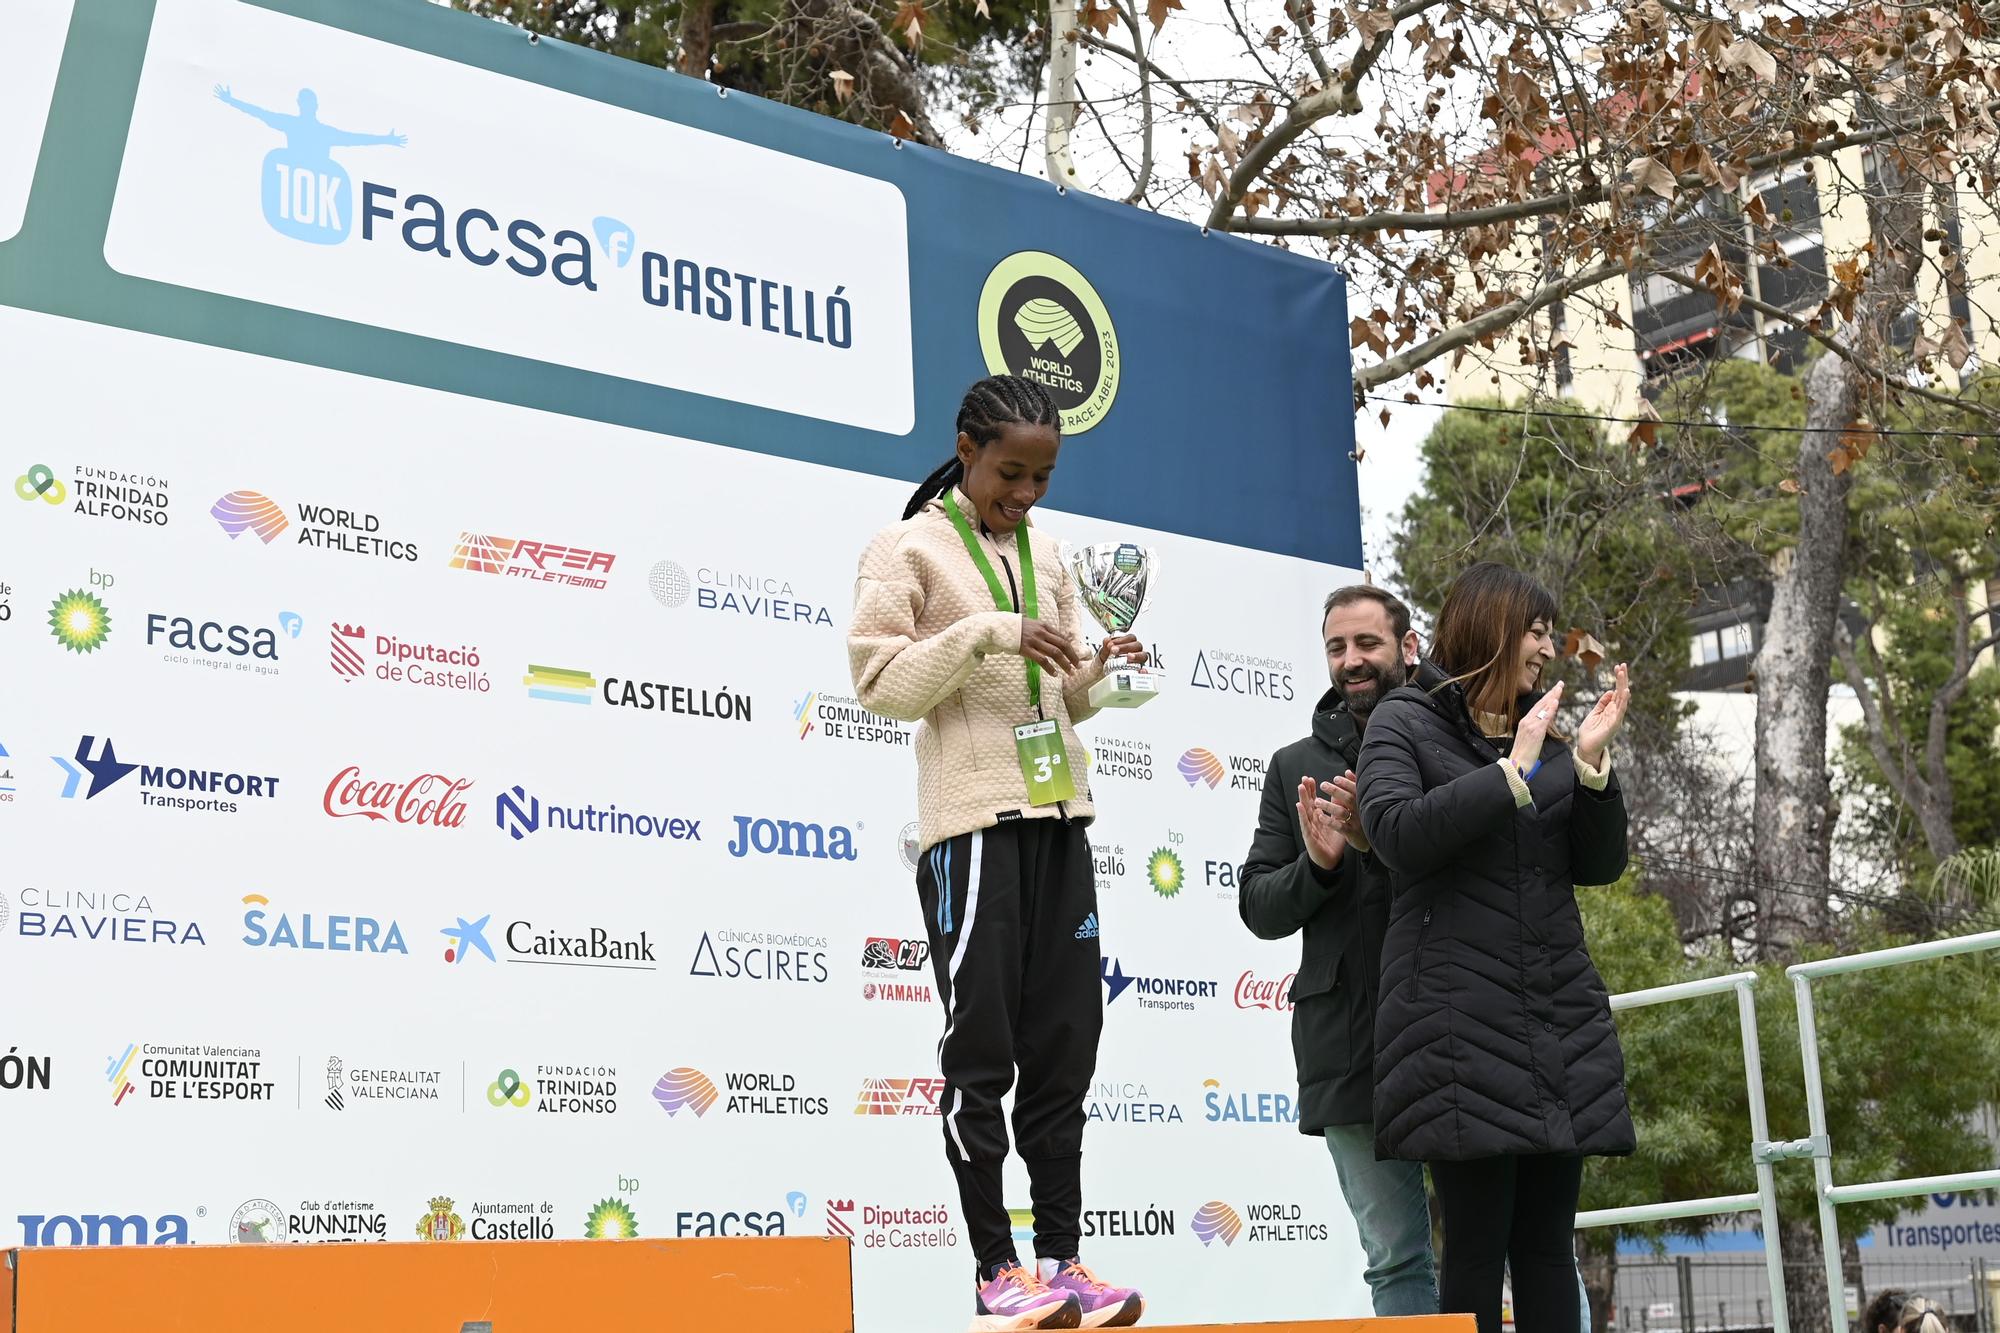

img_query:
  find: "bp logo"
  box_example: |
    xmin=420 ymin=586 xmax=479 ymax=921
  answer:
xmin=48 ymin=590 xmax=112 ymax=654
xmin=585 ymin=1198 xmax=639 ymax=1239
xmin=978 ymin=251 xmax=1120 ymax=434
xmin=1147 ymin=847 xmax=1184 ymax=899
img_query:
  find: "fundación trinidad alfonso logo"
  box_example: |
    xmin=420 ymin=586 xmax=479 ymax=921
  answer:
xmin=652 ymin=1068 xmax=720 ymax=1118
xmin=16 ymin=462 xmax=65 ymax=505
xmin=48 ymin=590 xmax=112 ymax=653
xmin=1177 ymin=747 xmax=1225 ymax=789
xmin=1192 ymin=1202 xmax=1245 ymax=1247
xmin=1147 ymin=847 xmax=1185 ymax=899
xmin=585 ymin=1199 xmax=639 ymax=1240
xmin=978 ymin=251 xmax=1120 ymax=434
xmin=210 ymin=491 xmax=290 ymax=543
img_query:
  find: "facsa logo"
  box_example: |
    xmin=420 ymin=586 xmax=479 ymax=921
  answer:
xmin=17 ymin=1212 xmax=193 ymax=1246
xmin=725 ymin=815 xmax=858 ymax=861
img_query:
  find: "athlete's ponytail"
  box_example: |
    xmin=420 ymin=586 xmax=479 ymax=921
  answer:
xmin=901 ymin=375 xmax=1061 ymax=520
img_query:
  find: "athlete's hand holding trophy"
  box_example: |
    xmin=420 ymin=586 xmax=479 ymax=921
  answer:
xmin=1067 ymin=541 xmax=1160 ymax=708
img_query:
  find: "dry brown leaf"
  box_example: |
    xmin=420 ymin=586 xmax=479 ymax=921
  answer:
xmin=1722 ymin=38 xmax=1778 ymax=81
xmin=1354 ymin=6 xmax=1396 ymax=40
xmin=1147 ymin=0 xmax=1183 ymax=32
xmin=1628 ymin=156 xmax=1677 ymax=201
xmin=1778 ymin=477 xmax=1803 ymax=494
xmin=1943 ymin=321 xmax=1972 ymax=370
xmin=975 ymin=0 xmax=990 ymax=15
xmin=895 ymin=0 xmax=926 ymax=49
xmin=829 ymin=68 xmax=856 ymax=103
xmin=888 ymin=109 xmax=917 ymax=141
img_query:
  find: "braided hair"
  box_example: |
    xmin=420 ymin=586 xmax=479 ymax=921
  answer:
xmin=902 ymin=375 xmax=1061 ymax=520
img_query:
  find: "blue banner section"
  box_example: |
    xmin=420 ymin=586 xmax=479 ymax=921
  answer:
xmin=3 ymin=0 xmax=1357 ymax=565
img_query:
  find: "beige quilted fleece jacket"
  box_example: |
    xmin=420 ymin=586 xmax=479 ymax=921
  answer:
xmin=849 ymin=489 xmax=1106 ymax=852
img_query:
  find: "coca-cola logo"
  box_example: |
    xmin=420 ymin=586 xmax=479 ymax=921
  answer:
xmin=1234 ymin=970 xmax=1294 ymax=1012
xmin=323 ymin=766 xmax=473 ymax=828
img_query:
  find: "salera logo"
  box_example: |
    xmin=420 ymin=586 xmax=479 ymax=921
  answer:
xmin=978 ymin=251 xmax=1120 ymax=434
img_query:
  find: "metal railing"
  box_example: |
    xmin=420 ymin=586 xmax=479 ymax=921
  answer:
xmin=1576 ymin=971 xmax=1793 ymax=1333
xmin=1788 ymin=929 xmax=2000 ymax=1330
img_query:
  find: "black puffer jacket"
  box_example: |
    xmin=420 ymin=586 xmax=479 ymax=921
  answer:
xmin=1355 ymin=664 xmax=1635 ymax=1163
xmin=1237 ymin=688 xmax=1392 ymax=1133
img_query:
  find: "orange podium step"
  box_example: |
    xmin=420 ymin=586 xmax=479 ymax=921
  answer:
xmin=3 ymin=1235 xmax=853 ymax=1332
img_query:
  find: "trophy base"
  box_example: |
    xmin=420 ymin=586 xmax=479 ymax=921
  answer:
xmin=1088 ymin=666 xmax=1160 ymax=709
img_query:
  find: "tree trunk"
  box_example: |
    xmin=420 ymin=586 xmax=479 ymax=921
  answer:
xmin=1781 ymin=1216 xmax=1838 ymax=1333
xmin=1751 ymin=348 xmax=1857 ymax=959
xmin=1578 ymin=1241 xmax=1617 ymax=1333
xmin=679 ymin=0 xmax=716 ymax=77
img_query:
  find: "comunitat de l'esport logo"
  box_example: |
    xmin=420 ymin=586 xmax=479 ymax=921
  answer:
xmin=214 ymin=84 xmax=861 ymax=347
xmin=978 ymin=251 xmax=1119 ymax=434
xmin=53 ymin=735 xmax=280 ymax=816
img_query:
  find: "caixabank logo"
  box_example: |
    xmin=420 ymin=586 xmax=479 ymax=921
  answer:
xmin=1190 ymin=1200 xmax=1328 ymax=1248
xmin=53 ymin=735 xmax=280 ymax=817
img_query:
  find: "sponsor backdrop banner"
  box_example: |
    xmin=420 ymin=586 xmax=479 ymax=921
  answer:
xmin=0 ymin=0 xmax=1370 ymax=1325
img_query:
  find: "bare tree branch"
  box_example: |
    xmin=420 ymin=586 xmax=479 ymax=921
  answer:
xmin=1353 ymin=255 xmax=1628 ymax=392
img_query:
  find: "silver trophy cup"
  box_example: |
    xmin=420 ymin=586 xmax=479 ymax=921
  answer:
xmin=1067 ymin=541 xmax=1160 ymax=709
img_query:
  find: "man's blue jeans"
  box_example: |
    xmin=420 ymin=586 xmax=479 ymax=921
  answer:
xmin=1323 ymin=1124 xmax=1439 ymax=1316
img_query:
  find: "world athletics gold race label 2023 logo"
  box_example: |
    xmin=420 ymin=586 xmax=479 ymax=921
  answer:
xmin=978 ymin=252 xmax=1120 ymax=434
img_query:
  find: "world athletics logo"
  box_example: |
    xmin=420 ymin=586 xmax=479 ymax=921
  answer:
xmin=652 ymin=1067 xmax=719 ymax=1118
xmin=1176 ymin=748 xmax=1225 ymax=789
xmin=1190 ymin=1201 xmax=1243 ymax=1247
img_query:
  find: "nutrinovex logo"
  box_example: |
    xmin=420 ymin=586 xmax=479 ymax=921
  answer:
xmin=978 ymin=251 xmax=1119 ymax=434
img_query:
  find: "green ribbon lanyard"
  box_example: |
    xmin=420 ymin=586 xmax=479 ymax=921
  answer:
xmin=942 ymin=490 xmax=1040 ymax=712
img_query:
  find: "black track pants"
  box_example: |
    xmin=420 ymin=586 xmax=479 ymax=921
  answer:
xmin=916 ymin=818 xmax=1104 ymax=1272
